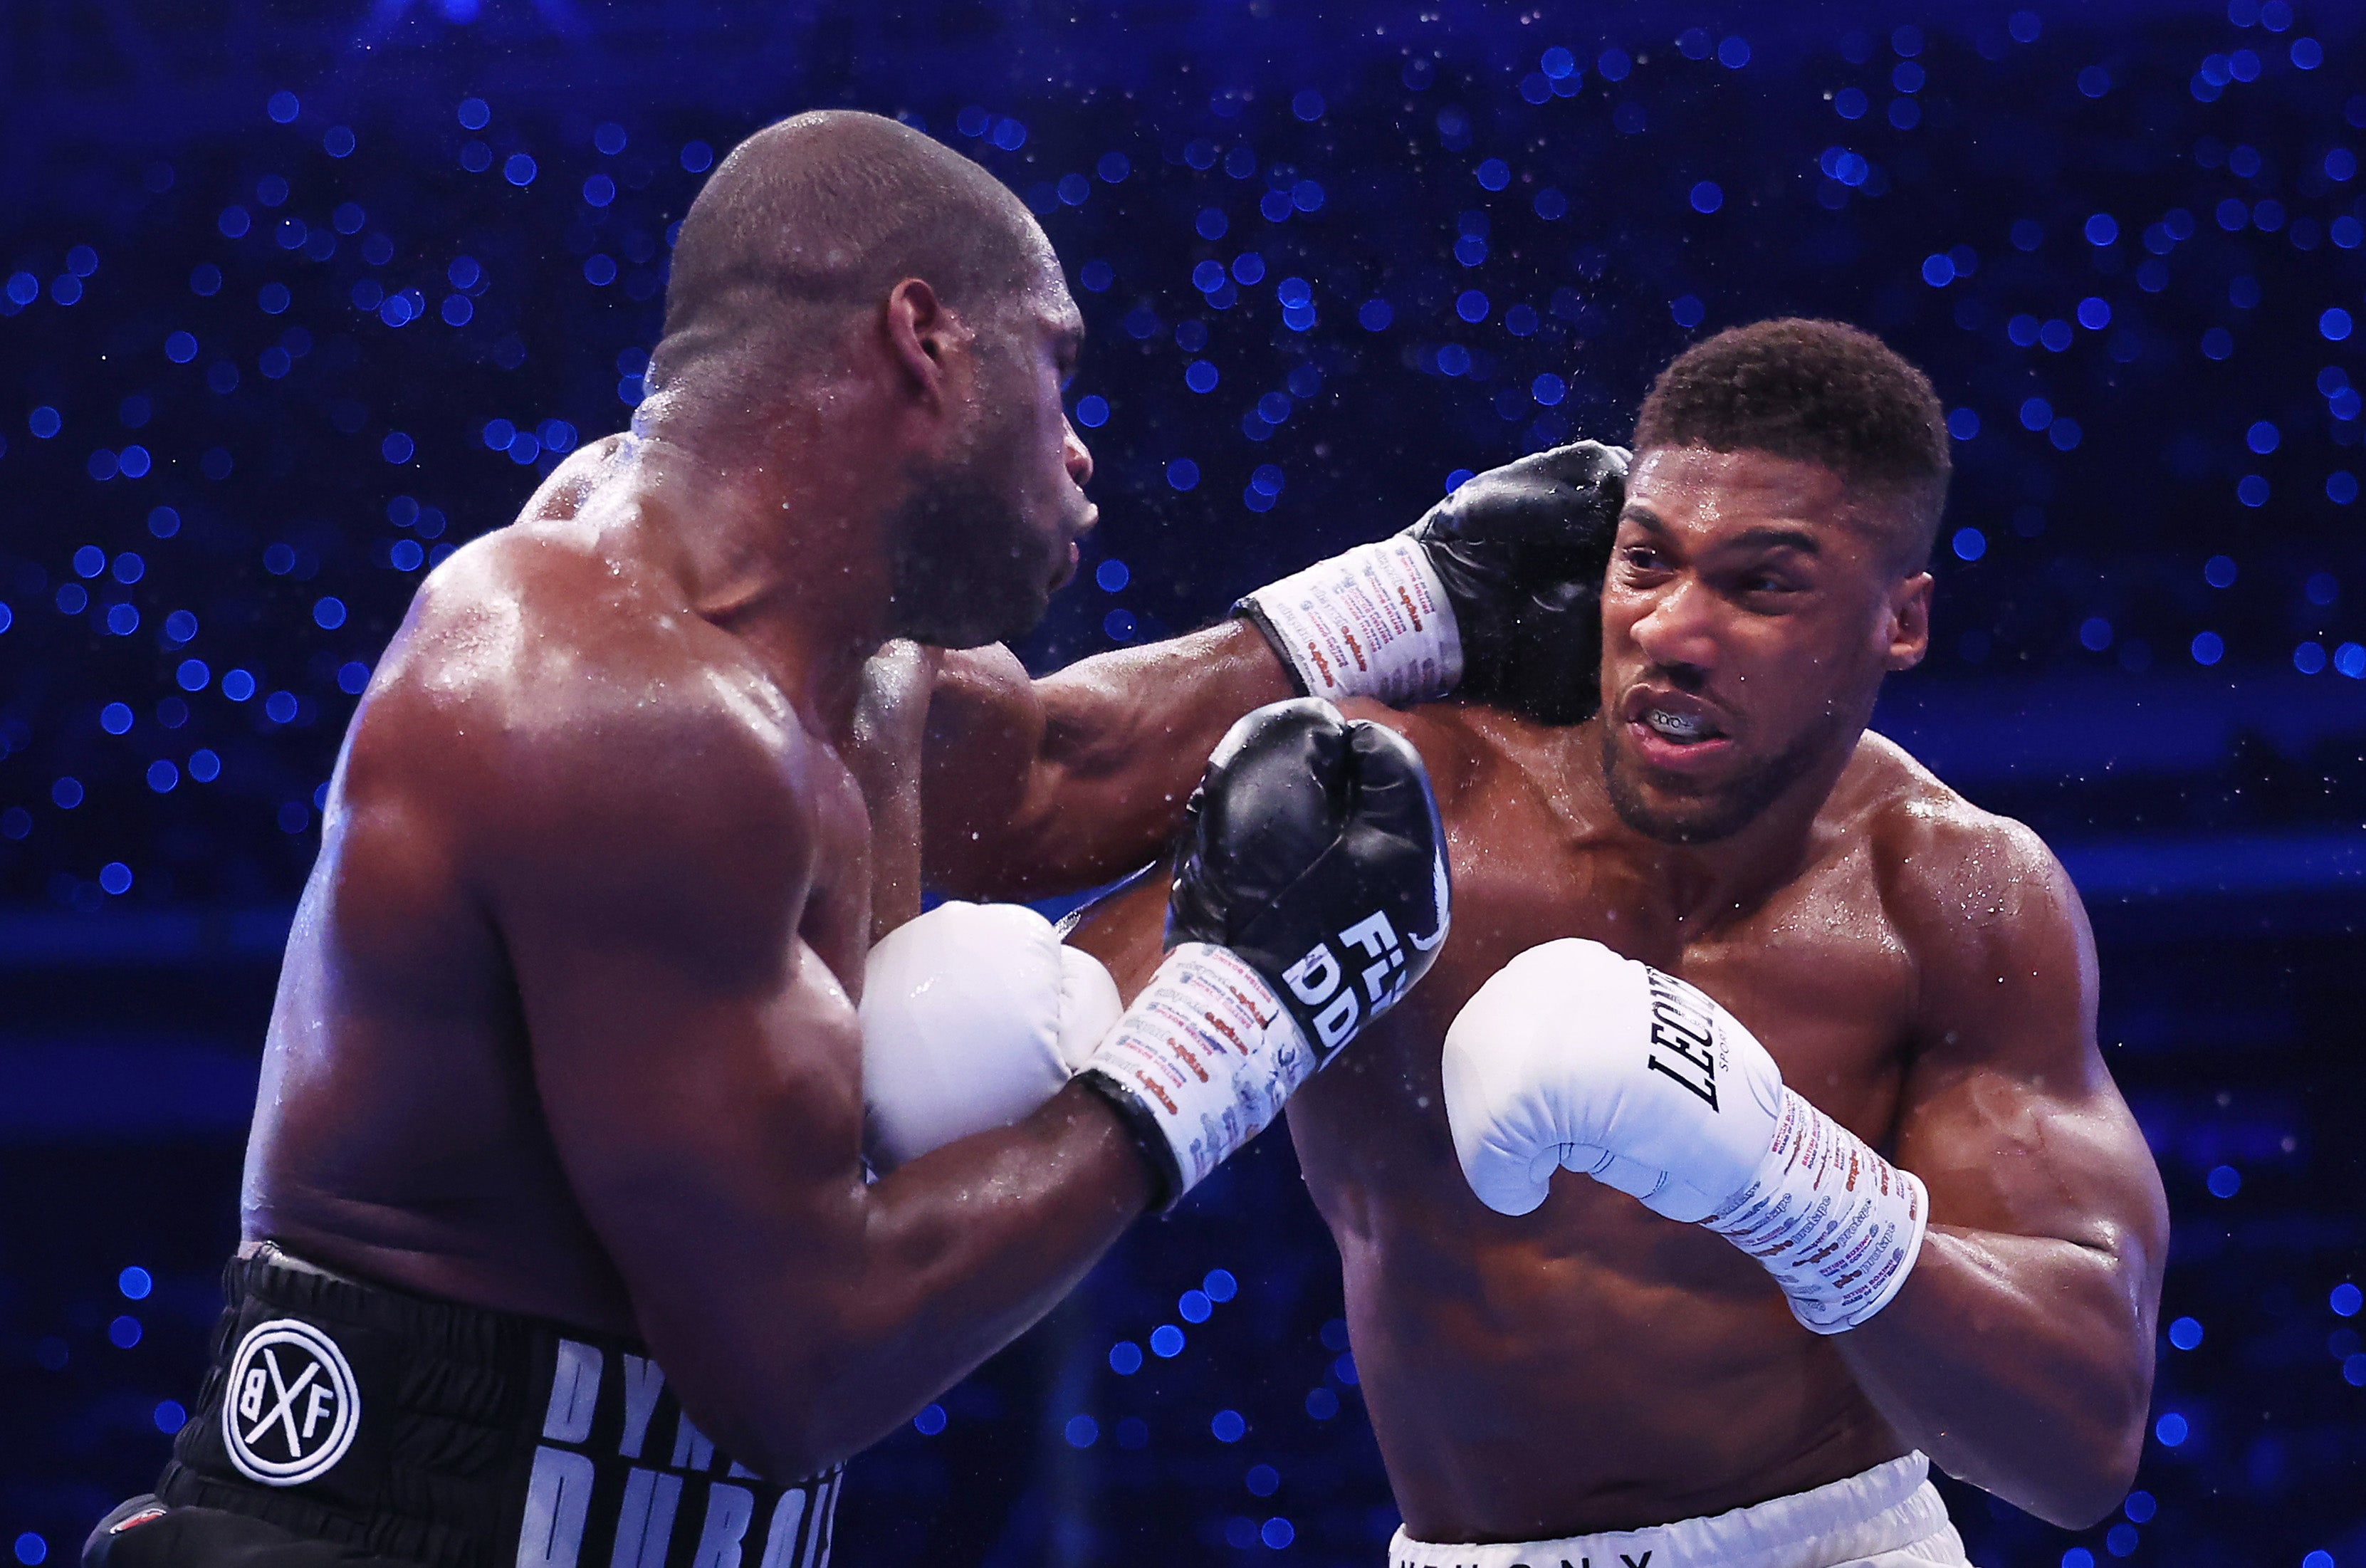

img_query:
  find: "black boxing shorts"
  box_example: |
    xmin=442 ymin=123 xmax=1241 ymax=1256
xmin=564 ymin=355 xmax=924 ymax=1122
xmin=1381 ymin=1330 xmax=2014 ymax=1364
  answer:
xmin=85 ymin=1248 xmax=841 ymax=1568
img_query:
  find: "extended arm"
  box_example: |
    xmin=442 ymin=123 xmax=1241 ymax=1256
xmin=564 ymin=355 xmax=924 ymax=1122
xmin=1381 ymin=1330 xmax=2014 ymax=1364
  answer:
xmin=924 ymin=439 xmax=1630 ymax=899
xmin=921 ymin=624 xmax=1291 ymax=897
xmin=1835 ymin=825 xmax=2167 ymax=1527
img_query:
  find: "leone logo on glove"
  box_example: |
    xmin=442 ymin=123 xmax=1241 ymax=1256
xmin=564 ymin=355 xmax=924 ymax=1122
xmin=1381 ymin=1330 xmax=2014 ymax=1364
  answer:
xmin=1283 ymin=911 xmax=1416 ymax=1052
xmin=1643 ymin=968 xmax=1722 ymax=1111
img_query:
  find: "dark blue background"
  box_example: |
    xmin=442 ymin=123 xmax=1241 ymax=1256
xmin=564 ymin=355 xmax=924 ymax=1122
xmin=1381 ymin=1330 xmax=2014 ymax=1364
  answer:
xmin=2 ymin=1 xmax=2362 ymax=1564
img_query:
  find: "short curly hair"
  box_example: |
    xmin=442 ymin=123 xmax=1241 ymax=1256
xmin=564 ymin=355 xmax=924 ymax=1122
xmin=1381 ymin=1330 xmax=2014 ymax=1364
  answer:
xmin=1632 ymin=318 xmax=1951 ymax=568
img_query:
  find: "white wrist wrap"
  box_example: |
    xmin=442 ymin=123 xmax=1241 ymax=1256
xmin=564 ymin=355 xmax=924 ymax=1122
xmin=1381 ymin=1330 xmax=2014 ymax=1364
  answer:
xmin=1705 ymin=1088 xmax=1929 ymax=1334
xmin=1239 ymin=538 xmax=1463 ymax=704
xmin=1082 ymin=944 xmax=1316 ymax=1201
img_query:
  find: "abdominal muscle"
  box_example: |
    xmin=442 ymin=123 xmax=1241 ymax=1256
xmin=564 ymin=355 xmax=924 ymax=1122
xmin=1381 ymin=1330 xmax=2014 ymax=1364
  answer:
xmin=1300 ymin=1096 xmax=1904 ymax=1546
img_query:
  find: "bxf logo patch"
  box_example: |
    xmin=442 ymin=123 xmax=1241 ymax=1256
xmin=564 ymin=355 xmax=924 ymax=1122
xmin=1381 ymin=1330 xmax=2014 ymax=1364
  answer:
xmin=222 ymin=1318 xmax=361 ymax=1487
xmin=1282 ymin=911 xmax=1410 ymax=1055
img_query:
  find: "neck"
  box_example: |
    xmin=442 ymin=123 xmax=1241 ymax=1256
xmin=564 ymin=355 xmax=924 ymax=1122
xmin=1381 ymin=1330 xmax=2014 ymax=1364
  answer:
xmin=1566 ymin=721 xmax=1860 ymax=929
xmin=619 ymin=416 xmax=898 ymax=738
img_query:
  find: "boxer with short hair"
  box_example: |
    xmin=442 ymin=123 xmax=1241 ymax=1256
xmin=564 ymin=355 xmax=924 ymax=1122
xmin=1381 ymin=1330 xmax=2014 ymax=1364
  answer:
xmin=91 ymin=108 xmax=1509 ymax=1568
xmin=1067 ymin=320 xmax=2169 ymax=1565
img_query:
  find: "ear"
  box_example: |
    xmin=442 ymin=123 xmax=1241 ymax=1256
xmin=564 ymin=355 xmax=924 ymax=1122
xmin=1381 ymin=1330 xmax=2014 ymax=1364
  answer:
xmin=1883 ymin=571 xmax=1933 ymax=671
xmin=883 ymin=278 xmax=967 ymax=410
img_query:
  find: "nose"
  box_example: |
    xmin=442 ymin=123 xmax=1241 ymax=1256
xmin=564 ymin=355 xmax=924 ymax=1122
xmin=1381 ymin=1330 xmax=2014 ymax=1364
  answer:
xmin=1064 ymin=416 xmax=1094 ymax=492
xmin=1628 ymin=573 xmax=1721 ymax=675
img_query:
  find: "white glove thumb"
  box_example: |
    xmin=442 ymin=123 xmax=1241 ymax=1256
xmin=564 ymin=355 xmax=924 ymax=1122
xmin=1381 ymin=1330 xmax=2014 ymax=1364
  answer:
xmin=1052 ymin=943 xmax=1123 ymax=1072
xmin=1440 ymin=947 xmax=1578 ymax=1216
xmin=860 ymin=901 xmax=1122 ymax=1170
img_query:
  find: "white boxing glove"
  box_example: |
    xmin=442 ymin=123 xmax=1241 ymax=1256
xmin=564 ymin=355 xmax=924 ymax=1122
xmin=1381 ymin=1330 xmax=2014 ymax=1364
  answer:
xmin=859 ymin=901 xmax=1123 ymax=1171
xmin=1442 ymin=939 xmax=1927 ymax=1334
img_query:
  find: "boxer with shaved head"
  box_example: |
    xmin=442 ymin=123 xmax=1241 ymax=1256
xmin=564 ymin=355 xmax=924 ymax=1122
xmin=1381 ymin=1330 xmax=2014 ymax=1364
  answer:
xmin=88 ymin=110 xmax=1524 ymax=1568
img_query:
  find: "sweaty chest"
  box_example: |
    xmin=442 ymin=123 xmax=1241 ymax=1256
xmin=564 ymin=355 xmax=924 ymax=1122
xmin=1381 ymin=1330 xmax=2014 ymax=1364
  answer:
xmin=1294 ymin=798 xmax=1920 ymax=1209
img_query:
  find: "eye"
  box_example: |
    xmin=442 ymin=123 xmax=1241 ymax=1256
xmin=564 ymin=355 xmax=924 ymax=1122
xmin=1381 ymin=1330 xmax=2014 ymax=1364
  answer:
xmin=1734 ymin=570 xmax=1807 ymax=607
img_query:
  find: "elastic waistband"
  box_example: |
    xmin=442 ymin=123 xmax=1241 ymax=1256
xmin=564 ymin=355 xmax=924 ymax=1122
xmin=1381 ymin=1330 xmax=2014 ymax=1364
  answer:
xmin=1388 ymin=1453 xmax=1961 ymax=1568
xmin=159 ymin=1251 xmax=839 ymax=1568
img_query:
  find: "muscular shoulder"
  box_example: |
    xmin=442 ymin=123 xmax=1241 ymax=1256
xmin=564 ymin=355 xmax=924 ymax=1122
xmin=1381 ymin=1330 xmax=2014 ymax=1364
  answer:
xmin=347 ymin=525 xmax=823 ymax=911
xmin=1841 ymin=732 xmax=2093 ymax=1027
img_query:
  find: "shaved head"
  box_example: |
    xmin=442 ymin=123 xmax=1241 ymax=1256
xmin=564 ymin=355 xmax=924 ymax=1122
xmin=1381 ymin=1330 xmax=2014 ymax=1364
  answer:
xmin=637 ymin=110 xmax=1095 ymax=651
xmin=651 ymin=110 xmax=1059 ymax=397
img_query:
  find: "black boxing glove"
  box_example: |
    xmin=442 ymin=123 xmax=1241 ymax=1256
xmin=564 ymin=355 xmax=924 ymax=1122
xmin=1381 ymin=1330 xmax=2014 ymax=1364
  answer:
xmin=1235 ymin=439 xmax=1628 ymax=723
xmin=1077 ymin=699 xmax=1450 ymax=1207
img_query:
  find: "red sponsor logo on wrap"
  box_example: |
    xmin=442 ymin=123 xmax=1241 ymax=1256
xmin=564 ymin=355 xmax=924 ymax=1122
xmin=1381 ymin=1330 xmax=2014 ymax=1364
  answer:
xmin=1134 ymin=1070 xmax=1178 ymax=1115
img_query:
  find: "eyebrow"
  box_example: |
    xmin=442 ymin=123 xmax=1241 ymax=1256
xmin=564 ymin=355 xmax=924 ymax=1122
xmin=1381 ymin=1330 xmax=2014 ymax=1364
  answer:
xmin=1729 ymin=525 xmax=1821 ymax=555
xmin=1620 ymin=508 xmax=1823 ymax=556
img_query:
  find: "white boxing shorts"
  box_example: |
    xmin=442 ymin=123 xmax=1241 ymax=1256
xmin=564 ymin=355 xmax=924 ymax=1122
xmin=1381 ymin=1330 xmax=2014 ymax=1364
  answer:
xmin=1387 ymin=1452 xmax=1967 ymax=1568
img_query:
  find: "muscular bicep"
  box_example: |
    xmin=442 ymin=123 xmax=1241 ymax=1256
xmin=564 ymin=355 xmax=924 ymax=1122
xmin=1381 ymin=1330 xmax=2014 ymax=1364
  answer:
xmin=486 ymin=723 xmax=867 ymax=1446
xmin=923 ymin=624 xmax=1294 ymax=899
xmin=515 ymin=926 xmax=866 ymax=1312
xmin=920 ymin=644 xmax=1047 ymax=881
xmin=1889 ymin=823 xmax=2167 ymax=1266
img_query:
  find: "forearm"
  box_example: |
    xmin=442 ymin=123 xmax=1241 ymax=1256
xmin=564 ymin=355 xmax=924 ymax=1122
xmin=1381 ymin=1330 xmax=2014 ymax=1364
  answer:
xmin=797 ymin=1083 xmax=1150 ymax=1467
xmin=928 ymin=620 xmax=1292 ymax=897
xmin=1836 ymin=1225 xmax=2155 ymax=1527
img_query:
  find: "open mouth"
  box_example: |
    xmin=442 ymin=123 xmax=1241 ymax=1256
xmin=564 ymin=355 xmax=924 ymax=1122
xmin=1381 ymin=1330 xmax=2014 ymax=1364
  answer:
xmin=1620 ymin=688 xmax=1734 ymax=764
xmin=1640 ymin=706 xmax=1719 ymax=744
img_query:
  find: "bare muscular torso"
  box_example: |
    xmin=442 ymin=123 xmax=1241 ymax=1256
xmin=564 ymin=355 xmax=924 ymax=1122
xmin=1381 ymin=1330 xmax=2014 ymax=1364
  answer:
xmin=239 ymin=491 xmax=941 ymax=1337
xmin=1079 ymin=700 xmax=1978 ymax=1543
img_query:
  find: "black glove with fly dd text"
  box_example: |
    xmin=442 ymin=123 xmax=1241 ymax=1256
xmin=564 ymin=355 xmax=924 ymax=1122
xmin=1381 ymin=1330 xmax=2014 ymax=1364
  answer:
xmin=1077 ymin=699 xmax=1450 ymax=1207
